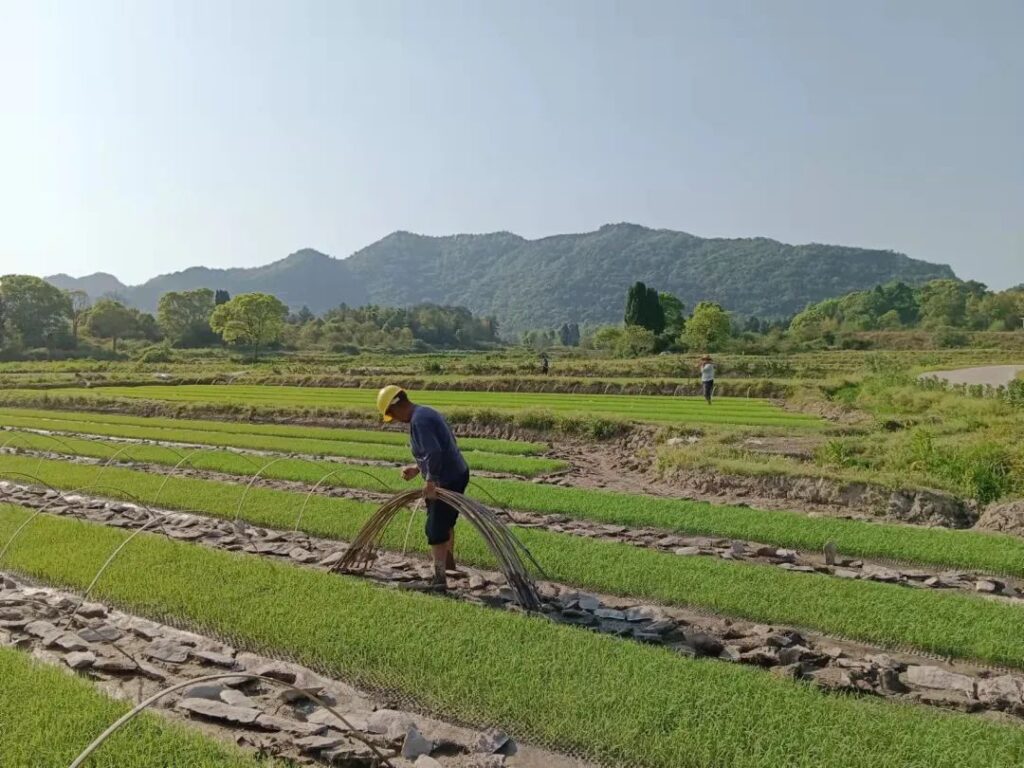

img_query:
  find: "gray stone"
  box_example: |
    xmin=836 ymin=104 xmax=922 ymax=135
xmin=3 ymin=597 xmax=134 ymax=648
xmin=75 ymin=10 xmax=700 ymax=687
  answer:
xmin=367 ymin=709 xmax=416 ymax=740
xmin=474 ymin=728 xmax=512 ymax=755
xmin=576 ymin=594 xmax=601 ymax=612
xmin=402 ymin=726 xmax=434 ymax=759
xmin=624 ymin=606 xmax=661 ymax=623
xmin=975 ymin=580 xmax=1001 ymax=593
xmin=64 ymin=651 xmax=96 ymax=670
xmin=255 ymin=714 xmax=325 ymax=736
xmin=977 ymin=675 xmax=1024 ymax=706
xmin=24 ymin=620 xmax=58 ymax=638
xmin=77 ymin=624 xmax=122 ymax=643
xmin=415 ymin=757 xmax=443 ymax=768
xmin=673 ymin=546 xmax=701 ymax=556
xmin=251 ymin=662 xmax=297 ymax=684
xmin=903 ymin=666 xmax=976 ymax=698
xmin=294 ymin=733 xmax=347 ymax=752
xmin=176 ymin=698 xmax=262 ymax=725
xmin=594 ymin=608 xmax=626 ymax=621
xmin=143 ymin=639 xmax=189 ymax=664
xmin=833 ymin=568 xmax=860 ymax=579
xmin=220 ymin=689 xmax=254 ymax=707
xmin=48 ymin=633 xmax=89 ymax=652
xmin=862 ymin=564 xmax=901 ymax=583
xmin=182 ymin=683 xmax=229 ymax=701
xmin=77 ymin=602 xmax=107 ymax=618
xmin=92 ymin=656 xmax=139 ymax=674
xmin=738 ymin=646 xmax=779 ymax=667
xmin=191 ymin=649 xmax=236 ymax=667
xmin=687 ymin=632 xmax=724 ymax=657
xmin=822 ymin=541 xmax=838 ymax=566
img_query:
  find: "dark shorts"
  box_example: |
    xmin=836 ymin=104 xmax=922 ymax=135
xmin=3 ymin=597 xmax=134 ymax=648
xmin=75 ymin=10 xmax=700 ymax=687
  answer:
xmin=425 ymin=468 xmax=470 ymax=545
xmin=702 ymin=380 xmax=715 ymax=399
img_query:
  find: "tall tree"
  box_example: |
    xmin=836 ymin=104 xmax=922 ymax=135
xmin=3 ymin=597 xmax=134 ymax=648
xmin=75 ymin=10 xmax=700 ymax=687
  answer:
xmin=683 ymin=302 xmax=732 ymax=351
xmin=85 ymin=299 xmax=138 ymax=352
xmin=214 ymin=289 xmax=230 ymax=306
xmin=210 ymin=292 xmax=287 ymax=362
xmin=66 ymin=290 xmax=92 ymax=344
xmin=0 ymin=275 xmax=72 ymax=348
xmin=624 ymin=282 xmax=665 ymax=333
xmin=659 ymin=292 xmax=685 ymax=337
xmin=158 ymin=288 xmax=216 ymax=347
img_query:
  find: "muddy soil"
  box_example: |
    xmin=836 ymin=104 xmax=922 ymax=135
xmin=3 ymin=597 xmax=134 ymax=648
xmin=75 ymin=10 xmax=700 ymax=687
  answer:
xmin=4 ymin=482 xmax=1024 ymax=724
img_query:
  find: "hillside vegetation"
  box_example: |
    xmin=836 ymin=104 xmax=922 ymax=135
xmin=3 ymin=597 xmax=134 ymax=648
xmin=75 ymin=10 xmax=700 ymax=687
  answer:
xmin=46 ymin=223 xmax=954 ymax=332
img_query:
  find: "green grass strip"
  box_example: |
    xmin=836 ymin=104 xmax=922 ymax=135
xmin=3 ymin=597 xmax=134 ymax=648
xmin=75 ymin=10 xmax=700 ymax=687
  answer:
xmin=0 ymin=645 xmax=266 ymax=767
xmin=0 ymin=416 xmax=564 ymax=477
xmin=7 ymin=456 xmax=1024 ymax=669
xmin=0 ymin=405 xmax=547 ymax=455
xmin=3 ymin=506 xmax=1024 ymax=768
xmin=8 ymin=426 xmax=1024 ymax=581
xmin=28 ymin=385 xmax=823 ymax=427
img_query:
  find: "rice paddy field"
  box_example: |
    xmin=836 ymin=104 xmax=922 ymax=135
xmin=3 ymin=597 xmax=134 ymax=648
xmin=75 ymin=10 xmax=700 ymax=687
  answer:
xmin=2 ymin=351 xmax=1023 ymax=767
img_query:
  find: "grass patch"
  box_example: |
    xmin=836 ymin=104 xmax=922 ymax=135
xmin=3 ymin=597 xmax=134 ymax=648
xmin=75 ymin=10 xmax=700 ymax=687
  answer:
xmin=0 ymin=414 xmax=565 ymax=477
xmin=0 ymin=645 xmax=266 ymax=767
xmin=0 ymin=406 xmax=548 ymax=456
xmin=7 ymin=460 xmax=1024 ymax=667
xmin=4 ymin=506 xmax=1024 ymax=768
xmin=5 ymin=434 xmax=1024 ymax=580
xmin=20 ymin=384 xmax=824 ymax=427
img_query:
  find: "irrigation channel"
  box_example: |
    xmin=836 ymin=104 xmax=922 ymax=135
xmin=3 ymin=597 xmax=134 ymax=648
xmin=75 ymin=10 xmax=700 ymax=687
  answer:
xmin=3 ymin=481 xmax=1024 ymax=724
xmin=7 ymin=443 xmax=1024 ymax=607
xmin=0 ymin=572 xmax=590 ymax=768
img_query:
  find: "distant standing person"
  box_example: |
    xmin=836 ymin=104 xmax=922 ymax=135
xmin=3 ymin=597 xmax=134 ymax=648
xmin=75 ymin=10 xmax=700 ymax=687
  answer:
xmin=540 ymin=352 xmax=550 ymax=375
xmin=699 ymin=356 xmax=715 ymax=404
xmin=376 ymin=385 xmax=470 ymax=590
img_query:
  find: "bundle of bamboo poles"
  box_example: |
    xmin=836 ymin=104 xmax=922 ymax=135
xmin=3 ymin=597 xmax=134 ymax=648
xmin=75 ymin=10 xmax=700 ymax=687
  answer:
xmin=334 ymin=488 xmax=545 ymax=612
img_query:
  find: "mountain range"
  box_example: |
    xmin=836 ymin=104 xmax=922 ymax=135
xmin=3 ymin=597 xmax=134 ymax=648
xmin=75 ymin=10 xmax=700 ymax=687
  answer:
xmin=45 ymin=223 xmax=956 ymax=332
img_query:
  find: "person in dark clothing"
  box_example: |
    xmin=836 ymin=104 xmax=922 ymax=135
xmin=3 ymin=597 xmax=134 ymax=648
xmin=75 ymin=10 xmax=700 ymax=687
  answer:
xmin=376 ymin=385 xmax=469 ymax=589
xmin=540 ymin=353 xmax=550 ymax=375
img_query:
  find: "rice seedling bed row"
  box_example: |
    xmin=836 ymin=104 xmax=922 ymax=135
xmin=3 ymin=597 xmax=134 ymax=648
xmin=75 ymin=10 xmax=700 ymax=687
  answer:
xmin=0 ymin=415 xmax=564 ymax=477
xmin=30 ymin=385 xmax=823 ymax=427
xmin=0 ymin=406 xmax=546 ymax=456
xmin=8 ymin=429 xmax=1024 ymax=579
xmin=0 ymin=645 xmax=264 ymax=767
xmin=6 ymin=457 xmax=1024 ymax=669
xmin=4 ymin=505 xmax=1024 ymax=768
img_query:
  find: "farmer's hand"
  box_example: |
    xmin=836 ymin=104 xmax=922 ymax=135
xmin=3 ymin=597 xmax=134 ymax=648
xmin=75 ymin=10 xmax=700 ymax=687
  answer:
xmin=423 ymin=480 xmax=438 ymax=499
xmin=401 ymin=465 xmax=420 ymax=482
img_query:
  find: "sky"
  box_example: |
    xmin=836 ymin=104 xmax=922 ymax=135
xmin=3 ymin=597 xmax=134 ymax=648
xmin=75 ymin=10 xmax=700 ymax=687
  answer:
xmin=0 ymin=0 xmax=1021 ymax=288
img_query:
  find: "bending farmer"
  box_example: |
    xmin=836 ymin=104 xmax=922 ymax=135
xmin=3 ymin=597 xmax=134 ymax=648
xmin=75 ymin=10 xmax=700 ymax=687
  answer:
xmin=377 ymin=385 xmax=470 ymax=590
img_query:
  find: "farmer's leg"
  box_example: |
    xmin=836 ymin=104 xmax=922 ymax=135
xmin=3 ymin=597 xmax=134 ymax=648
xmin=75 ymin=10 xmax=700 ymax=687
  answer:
xmin=445 ymin=526 xmax=457 ymax=570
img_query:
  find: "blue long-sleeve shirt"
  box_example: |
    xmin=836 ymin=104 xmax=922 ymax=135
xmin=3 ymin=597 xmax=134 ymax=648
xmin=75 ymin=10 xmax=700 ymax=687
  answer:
xmin=409 ymin=405 xmax=468 ymax=486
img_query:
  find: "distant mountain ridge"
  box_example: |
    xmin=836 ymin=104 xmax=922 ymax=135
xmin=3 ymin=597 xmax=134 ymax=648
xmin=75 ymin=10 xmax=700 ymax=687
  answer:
xmin=44 ymin=224 xmax=956 ymax=332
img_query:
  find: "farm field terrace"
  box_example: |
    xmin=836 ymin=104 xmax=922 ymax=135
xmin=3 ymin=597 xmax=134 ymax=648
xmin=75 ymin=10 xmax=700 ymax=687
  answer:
xmin=0 ymin=410 xmax=564 ymax=477
xmin=7 ymin=457 xmax=1024 ymax=667
xmin=16 ymin=384 xmax=825 ymax=427
xmin=6 ymin=430 xmax=1024 ymax=579
xmin=5 ymin=506 xmax=1024 ymax=768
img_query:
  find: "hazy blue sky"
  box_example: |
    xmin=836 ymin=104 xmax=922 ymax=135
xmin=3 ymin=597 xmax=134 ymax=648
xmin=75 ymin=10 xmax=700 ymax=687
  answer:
xmin=1 ymin=0 xmax=1021 ymax=287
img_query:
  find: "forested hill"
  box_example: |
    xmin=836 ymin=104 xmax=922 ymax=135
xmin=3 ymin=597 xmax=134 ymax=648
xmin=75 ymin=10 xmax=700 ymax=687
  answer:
xmin=46 ymin=224 xmax=955 ymax=332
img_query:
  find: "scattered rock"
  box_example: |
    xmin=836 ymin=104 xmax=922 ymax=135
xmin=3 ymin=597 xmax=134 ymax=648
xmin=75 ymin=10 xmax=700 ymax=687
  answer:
xmin=367 ymin=709 xmax=416 ymax=740
xmin=415 ymin=757 xmax=443 ymax=768
xmin=143 ymin=639 xmax=190 ymax=664
xmin=474 ymin=728 xmax=512 ymax=754
xmin=64 ymin=651 xmax=96 ymax=670
xmin=402 ymin=726 xmax=434 ymax=759
xmin=904 ymin=666 xmax=976 ymax=698
xmin=176 ymin=698 xmax=262 ymax=725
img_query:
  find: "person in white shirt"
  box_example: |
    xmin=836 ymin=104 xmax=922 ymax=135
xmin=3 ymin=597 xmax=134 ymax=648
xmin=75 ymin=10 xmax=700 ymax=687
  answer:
xmin=699 ymin=356 xmax=715 ymax=404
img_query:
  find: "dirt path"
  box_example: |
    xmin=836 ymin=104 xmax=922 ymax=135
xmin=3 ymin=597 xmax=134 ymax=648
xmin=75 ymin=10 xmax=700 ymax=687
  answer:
xmin=919 ymin=365 xmax=1024 ymax=388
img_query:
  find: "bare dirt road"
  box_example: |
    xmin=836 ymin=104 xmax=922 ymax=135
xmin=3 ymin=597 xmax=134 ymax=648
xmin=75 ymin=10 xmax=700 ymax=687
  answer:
xmin=920 ymin=364 xmax=1024 ymax=388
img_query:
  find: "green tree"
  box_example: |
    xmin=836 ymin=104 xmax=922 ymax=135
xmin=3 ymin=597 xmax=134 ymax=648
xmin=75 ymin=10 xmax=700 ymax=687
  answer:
xmin=214 ymin=289 xmax=230 ymax=305
xmin=0 ymin=275 xmax=72 ymax=348
xmin=918 ymin=279 xmax=969 ymax=328
xmin=67 ymin=290 xmax=91 ymax=344
xmin=659 ymin=292 xmax=685 ymax=337
xmin=85 ymin=299 xmax=138 ymax=352
xmin=558 ymin=322 xmax=581 ymax=347
xmin=616 ymin=325 xmax=658 ymax=357
xmin=158 ymin=288 xmax=217 ymax=347
xmin=210 ymin=292 xmax=287 ymax=361
xmin=683 ymin=301 xmax=732 ymax=351
xmin=624 ymin=282 xmax=665 ymax=334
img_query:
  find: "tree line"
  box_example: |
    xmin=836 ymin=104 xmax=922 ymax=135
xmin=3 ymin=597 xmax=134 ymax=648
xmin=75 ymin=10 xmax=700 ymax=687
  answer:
xmin=0 ymin=275 xmax=500 ymax=361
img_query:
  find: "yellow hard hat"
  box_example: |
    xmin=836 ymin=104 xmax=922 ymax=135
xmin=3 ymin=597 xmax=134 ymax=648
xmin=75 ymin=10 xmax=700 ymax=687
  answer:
xmin=376 ymin=385 xmax=405 ymax=422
